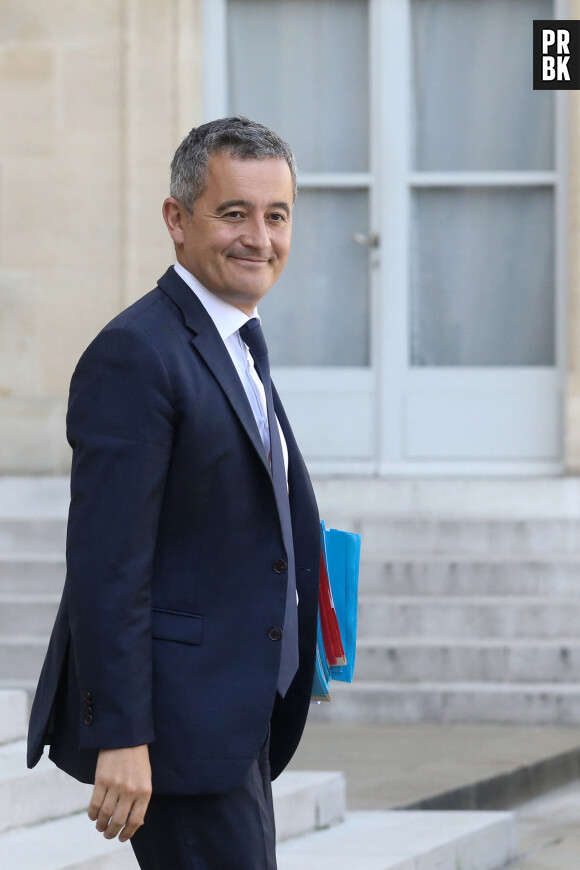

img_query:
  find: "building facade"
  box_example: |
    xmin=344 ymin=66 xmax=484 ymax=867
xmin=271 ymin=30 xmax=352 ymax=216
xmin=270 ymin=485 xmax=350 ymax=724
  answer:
xmin=1 ymin=0 xmax=579 ymax=476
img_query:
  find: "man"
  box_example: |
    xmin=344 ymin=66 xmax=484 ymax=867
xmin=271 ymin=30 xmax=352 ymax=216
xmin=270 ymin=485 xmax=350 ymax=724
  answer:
xmin=27 ymin=117 xmax=320 ymax=869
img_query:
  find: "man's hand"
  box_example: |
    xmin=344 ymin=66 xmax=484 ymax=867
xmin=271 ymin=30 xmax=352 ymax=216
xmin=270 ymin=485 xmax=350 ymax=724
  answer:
xmin=88 ymin=744 xmax=152 ymax=842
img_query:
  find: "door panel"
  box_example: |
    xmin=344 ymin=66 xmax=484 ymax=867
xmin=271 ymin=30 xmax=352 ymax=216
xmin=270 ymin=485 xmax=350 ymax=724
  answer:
xmin=410 ymin=186 xmax=555 ymax=367
xmin=404 ymin=382 xmax=562 ymax=459
xmin=389 ymin=0 xmax=563 ymax=470
xmin=227 ymin=0 xmax=369 ymax=173
xmin=261 ymin=188 xmax=370 ymax=368
xmin=412 ymin=0 xmax=554 ymax=172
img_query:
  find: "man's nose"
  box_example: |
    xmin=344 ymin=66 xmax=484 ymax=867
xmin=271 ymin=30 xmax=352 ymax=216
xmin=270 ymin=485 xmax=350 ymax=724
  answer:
xmin=241 ymin=217 xmax=270 ymax=250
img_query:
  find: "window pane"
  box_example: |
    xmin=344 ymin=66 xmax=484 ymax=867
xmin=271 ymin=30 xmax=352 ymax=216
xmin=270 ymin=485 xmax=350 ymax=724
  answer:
xmin=260 ymin=189 xmax=370 ymax=366
xmin=410 ymin=188 xmax=554 ymax=366
xmin=412 ymin=0 xmax=554 ymax=171
xmin=227 ymin=0 xmax=369 ymax=172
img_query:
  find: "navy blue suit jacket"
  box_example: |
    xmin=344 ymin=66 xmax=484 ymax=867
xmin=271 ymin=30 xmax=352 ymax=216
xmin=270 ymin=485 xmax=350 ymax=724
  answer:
xmin=27 ymin=267 xmax=320 ymax=795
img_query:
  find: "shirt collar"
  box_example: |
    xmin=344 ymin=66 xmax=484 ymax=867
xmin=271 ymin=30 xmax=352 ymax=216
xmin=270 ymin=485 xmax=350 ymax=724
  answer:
xmin=173 ymin=262 xmax=259 ymax=341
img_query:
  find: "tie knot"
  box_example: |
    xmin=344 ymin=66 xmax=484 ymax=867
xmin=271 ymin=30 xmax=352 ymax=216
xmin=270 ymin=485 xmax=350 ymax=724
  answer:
xmin=239 ymin=318 xmax=269 ymax=362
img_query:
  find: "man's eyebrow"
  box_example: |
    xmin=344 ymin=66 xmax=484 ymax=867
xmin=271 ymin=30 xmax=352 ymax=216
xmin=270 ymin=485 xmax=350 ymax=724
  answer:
xmin=269 ymin=201 xmax=291 ymax=215
xmin=216 ymin=199 xmax=291 ymax=215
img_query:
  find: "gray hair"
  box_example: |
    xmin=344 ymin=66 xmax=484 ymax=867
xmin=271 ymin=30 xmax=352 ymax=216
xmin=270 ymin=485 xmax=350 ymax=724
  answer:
xmin=170 ymin=116 xmax=297 ymax=214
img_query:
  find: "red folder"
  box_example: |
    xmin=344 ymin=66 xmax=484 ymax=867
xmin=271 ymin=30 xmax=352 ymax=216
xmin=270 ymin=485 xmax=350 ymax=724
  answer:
xmin=318 ymin=548 xmax=347 ymax=667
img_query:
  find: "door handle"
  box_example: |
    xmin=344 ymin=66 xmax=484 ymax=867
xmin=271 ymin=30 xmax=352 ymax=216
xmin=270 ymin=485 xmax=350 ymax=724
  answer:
xmin=351 ymin=232 xmax=380 ymax=247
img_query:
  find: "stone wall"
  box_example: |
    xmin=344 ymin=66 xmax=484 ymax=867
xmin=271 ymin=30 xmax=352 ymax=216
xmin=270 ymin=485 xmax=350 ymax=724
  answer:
xmin=0 ymin=0 xmax=202 ymax=472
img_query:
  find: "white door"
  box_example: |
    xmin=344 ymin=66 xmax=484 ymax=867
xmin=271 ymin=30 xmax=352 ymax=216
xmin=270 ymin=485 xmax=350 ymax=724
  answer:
xmin=377 ymin=0 xmax=565 ymax=474
xmin=203 ymin=0 xmax=564 ymax=475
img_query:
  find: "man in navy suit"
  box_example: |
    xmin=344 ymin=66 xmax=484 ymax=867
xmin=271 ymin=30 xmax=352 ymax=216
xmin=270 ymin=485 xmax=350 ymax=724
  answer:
xmin=27 ymin=117 xmax=320 ymax=869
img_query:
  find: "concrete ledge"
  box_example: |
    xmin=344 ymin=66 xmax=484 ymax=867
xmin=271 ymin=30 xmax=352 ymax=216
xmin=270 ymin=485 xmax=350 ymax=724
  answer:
xmin=0 ymin=692 xmax=27 ymax=745
xmin=405 ymin=745 xmax=580 ymax=812
xmin=0 ymin=769 xmax=346 ymax=869
xmin=0 ymin=812 xmax=137 ymax=870
xmin=293 ymin=720 xmax=580 ymax=817
xmin=277 ymin=809 xmax=518 ymax=870
xmin=0 ymin=741 xmax=91 ymax=834
xmin=273 ymin=770 xmax=345 ymax=841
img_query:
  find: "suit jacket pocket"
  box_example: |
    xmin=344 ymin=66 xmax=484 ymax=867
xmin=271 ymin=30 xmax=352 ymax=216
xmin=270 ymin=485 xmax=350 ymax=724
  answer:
xmin=152 ymin=608 xmax=204 ymax=645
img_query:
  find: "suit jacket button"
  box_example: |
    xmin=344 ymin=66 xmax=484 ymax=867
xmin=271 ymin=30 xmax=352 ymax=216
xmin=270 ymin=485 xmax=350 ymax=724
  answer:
xmin=268 ymin=626 xmax=283 ymax=642
xmin=84 ymin=713 xmax=94 ymax=726
xmin=82 ymin=691 xmax=91 ymax=702
xmin=272 ymin=559 xmax=287 ymax=574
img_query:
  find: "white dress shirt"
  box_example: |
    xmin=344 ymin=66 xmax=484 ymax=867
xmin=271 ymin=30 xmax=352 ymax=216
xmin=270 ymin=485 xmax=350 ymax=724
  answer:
xmin=173 ymin=262 xmax=289 ymax=479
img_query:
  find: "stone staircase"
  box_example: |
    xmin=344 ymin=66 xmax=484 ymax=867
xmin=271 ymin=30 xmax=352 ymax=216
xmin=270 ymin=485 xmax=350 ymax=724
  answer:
xmin=0 ymin=478 xmax=67 ymax=697
xmin=0 ymin=541 xmax=64 ymax=699
xmin=0 ymin=477 xmax=522 ymax=869
xmin=4 ymin=475 xmax=580 ymax=723
xmin=0 ymin=686 xmax=349 ymax=869
xmin=0 ymin=687 xmax=517 ymax=870
xmin=314 ymin=476 xmax=580 ymax=724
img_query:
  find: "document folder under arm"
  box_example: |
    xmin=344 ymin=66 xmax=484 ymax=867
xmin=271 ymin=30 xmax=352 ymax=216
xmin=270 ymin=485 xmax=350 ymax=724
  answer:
xmin=311 ymin=521 xmax=361 ymax=701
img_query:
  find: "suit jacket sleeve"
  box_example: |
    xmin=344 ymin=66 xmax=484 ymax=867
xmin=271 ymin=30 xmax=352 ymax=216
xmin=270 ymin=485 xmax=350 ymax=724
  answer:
xmin=65 ymin=325 xmax=174 ymax=751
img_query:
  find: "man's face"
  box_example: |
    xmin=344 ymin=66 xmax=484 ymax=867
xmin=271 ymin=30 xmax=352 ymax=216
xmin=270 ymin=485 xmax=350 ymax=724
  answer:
xmin=163 ymin=153 xmax=294 ymax=314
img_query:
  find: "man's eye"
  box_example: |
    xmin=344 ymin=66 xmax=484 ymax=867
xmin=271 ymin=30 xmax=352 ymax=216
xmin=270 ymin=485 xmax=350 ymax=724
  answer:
xmin=224 ymin=211 xmax=244 ymax=219
xmin=269 ymin=213 xmax=286 ymax=222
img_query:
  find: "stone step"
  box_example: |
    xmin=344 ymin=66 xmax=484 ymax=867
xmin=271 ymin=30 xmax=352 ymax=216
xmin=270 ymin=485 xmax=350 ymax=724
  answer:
xmin=272 ymin=770 xmax=345 ymax=841
xmin=0 ymin=813 xmax=137 ymax=870
xmin=350 ymin=517 xmax=580 ymax=554
xmin=277 ymin=809 xmax=517 ymax=870
xmin=0 ymin=478 xmax=69 ymax=520
xmin=0 ymin=740 xmax=91 ymax=835
xmin=0 ymin=520 xmax=66 ymax=555
xmin=311 ymin=681 xmax=580 ymax=725
xmin=0 ymin=680 xmax=36 ymax=708
xmin=361 ymin=553 xmax=580 ymax=596
xmin=355 ymin=637 xmax=580 ymax=683
xmin=358 ymin=595 xmax=580 ymax=638
xmin=0 ymin=556 xmax=65 ymax=595
xmin=314 ymin=474 xmax=580 ymax=519
xmin=0 ymin=769 xmax=345 ymax=869
xmin=0 ymin=595 xmax=60 ymax=635
xmin=3 ymin=514 xmax=580 ymax=557
xmin=0 ymin=637 xmax=49 ymax=680
xmin=0 ymin=691 xmax=27 ymax=745
xmin=17 ymin=553 xmax=580 ymax=599
xmin=4 ymin=550 xmax=580 ymax=598
xmin=2 ymin=473 xmax=577 ymax=521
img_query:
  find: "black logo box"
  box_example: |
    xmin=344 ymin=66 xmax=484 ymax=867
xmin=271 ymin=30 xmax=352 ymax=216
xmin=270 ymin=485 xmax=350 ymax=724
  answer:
xmin=533 ymin=20 xmax=580 ymax=90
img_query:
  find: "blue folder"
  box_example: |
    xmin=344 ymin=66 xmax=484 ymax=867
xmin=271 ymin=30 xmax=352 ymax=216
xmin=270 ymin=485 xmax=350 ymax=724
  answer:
xmin=311 ymin=616 xmax=332 ymax=701
xmin=311 ymin=521 xmax=361 ymax=701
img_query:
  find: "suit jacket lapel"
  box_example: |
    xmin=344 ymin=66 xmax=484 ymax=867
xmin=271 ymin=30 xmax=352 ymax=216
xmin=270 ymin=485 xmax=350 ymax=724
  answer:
xmin=157 ymin=267 xmax=271 ymax=475
xmin=273 ymin=382 xmax=301 ymax=489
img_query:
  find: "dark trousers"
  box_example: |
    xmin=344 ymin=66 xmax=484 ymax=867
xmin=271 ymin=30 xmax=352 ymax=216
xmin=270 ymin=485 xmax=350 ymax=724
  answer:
xmin=131 ymin=733 xmax=277 ymax=870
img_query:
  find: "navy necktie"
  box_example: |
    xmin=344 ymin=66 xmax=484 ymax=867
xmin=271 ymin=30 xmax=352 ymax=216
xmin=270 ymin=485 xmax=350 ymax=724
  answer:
xmin=239 ymin=318 xmax=298 ymax=697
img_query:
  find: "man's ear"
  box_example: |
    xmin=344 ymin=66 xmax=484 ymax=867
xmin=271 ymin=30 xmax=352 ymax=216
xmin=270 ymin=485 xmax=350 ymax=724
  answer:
xmin=162 ymin=197 xmax=187 ymax=245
